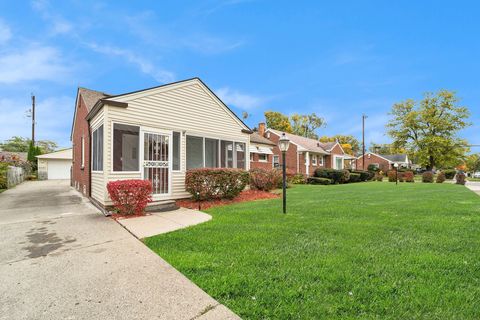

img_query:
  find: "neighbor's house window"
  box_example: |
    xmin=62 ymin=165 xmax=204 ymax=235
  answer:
xmin=92 ymin=125 xmax=104 ymax=171
xmin=172 ymin=131 xmax=181 ymax=171
xmin=258 ymin=153 xmax=268 ymax=162
xmin=319 ymin=156 xmax=324 ymax=166
xmin=81 ymin=136 xmax=85 ymax=168
xmin=186 ymin=135 xmax=245 ymax=169
xmin=312 ymin=155 xmax=317 ymax=166
xmin=113 ymin=124 xmax=139 ymax=172
xmin=273 ymin=155 xmax=279 ymax=167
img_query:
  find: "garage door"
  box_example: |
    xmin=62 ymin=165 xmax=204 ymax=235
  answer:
xmin=47 ymin=160 xmax=72 ymax=180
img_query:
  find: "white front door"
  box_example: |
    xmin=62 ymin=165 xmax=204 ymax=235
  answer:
xmin=142 ymin=131 xmax=171 ymax=197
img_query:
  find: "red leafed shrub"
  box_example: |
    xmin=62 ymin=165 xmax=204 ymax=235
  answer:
xmin=185 ymin=168 xmax=249 ymax=201
xmin=422 ymin=171 xmax=434 ymax=183
xmin=404 ymin=171 xmax=415 ymax=183
xmin=456 ymin=172 xmax=466 ymax=185
xmin=387 ymin=170 xmax=397 ymax=182
xmin=436 ymin=172 xmax=446 ymax=183
xmin=107 ymin=179 xmax=152 ymax=215
xmin=250 ymin=168 xmax=282 ymax=191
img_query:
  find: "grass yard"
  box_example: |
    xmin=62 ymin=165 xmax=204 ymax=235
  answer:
xmin=145 ymin=183 xmax=480 ymax=319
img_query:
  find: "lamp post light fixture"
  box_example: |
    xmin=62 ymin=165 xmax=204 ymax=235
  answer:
xmin=278 ymin=133 xmax=290 ymax=214
xmin=394 ymin=163 xmax=399 ymax=185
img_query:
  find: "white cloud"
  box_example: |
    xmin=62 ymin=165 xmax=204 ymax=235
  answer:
xmin=86 ymin=42 xmax=175 ymax=83
xmin=31 ymin=0 xmax=73 ymax=35
xmin=216 ymin=87 xmax=267 ymax=110
xmin=0 ymin=19 xmax=12 ymax=44
xmin=0 ymin=46 xmax=70 ymax=84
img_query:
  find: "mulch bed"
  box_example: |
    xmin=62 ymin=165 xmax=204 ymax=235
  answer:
xmin=176 ymin=189 xmax=280 ymax=210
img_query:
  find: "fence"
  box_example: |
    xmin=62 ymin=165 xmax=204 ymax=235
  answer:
xmin=7 ymin=166 xmax=25 ymax=188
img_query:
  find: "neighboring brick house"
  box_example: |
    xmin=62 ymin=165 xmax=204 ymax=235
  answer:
xmin=263 ymin=126 xmax=347 ymax=176
xmin=355 ymin=152 xmax=410 ymax=172
xmin=249 ymin=124 xmax=276 ymax=170
xmin=70 ymin=87 xmax=109 ymax=196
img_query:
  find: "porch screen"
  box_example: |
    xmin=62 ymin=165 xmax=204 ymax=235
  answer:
xmin=205 ymin=138 xmax=219 ymax=168
xmin=186 ymin=136 xmax=203 ymax=169
xmin=113 ymin=124 xmax=139 ymax=171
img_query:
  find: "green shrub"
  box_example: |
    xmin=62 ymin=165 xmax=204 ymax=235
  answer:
xmin=404 ymin=171 xmax=414 ymax=183
xmin=307 ymin=177 xmax=332 ymax=185
xmin=249 ymin=168 xmax=282 ymax=191
xmin=0 ymin=162 xmax=9 ymax=189
xmin=314 ymin=168 xmax=344 ymax=184
xmin=186 ymin=168 xmax=249 ymax=200
xmin=456 ymin=172 xmax=466 ymax=185
xmin=367 ymin=164 xmax=379 ymax=172
xmin=341 ymin=169 xmax=350 ymax=183
xmin=444 ymin=169 xmax=456 ymax=179
xmin=349 ymin=173 xmax=361 ymax=182
xmin=290 ymin=173 xmax=306 ymax=184
xmin=422 ymin=171 xmax=434 ymax=183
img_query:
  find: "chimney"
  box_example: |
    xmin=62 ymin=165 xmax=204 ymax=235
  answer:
xmin=258 ymin=122 xmax=266 ymax=137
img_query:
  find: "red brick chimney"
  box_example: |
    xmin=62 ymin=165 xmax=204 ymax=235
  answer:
xmin=258 ymin=122 xmax=266 ymax=137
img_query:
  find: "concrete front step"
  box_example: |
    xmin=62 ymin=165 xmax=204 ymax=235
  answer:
xmin=145 ymin=200 xmax=178 ymax=212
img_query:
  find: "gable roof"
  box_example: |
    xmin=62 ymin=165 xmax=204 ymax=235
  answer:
xmin=36 ymin=148 xmax=72 ymax=160
xmin=250 ymin=132 xmax=276 ymax=146
xmin=381 ymin=154 xmax=409 ymax=163
xmin=71 ymin=87 xmax=110 ymax=140
xmin=267 ymin=128 xmax=329 ymax=154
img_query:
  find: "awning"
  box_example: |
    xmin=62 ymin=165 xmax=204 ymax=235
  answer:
xmin=249 ymin=145 xmax=273 ymax=155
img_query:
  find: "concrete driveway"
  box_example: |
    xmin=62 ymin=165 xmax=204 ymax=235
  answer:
xmin=0 ymin=180 xmax=238 ymax=320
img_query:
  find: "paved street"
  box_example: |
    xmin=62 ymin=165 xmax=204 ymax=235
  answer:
xmin=0 ymin=180 xmax=238 ymax=320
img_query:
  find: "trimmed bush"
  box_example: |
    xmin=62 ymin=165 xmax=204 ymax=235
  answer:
xmin=456 ymin=172 xmax=466 ymax=185
xmin=349 ymin=173 xmax=361 ymax=183
xmin=0 ymin=162 xmax=9 ymax=189
xmin=436 ymin=172 xmax=446 ymax=183
xmin=367 ymin=164 xmax=379 ymax=172
xmin=341 ymin=169 xmax=350 ymax=183
xmin=107 ymin=179 xmax=152 ymax=215
xmin=444 ymin=169 xmax=456 ymax=179
xmin=250 ymin=168 xmax=282 ymax=191
xmin=290 ymin=173 xmax=306 ymax=184
xmin=387 ymin=170 xmax=397 ymax=182
xmin=314 ymin=168 xmax=344 ymax=184
xmin=422 ymin=171 xmax=434 ymax=183
xmin=186 ymin=168 xmax=249 ymax=201
xmin=307 ymin=177 xmax=332 ymax=185
xmin=374 ymin=172 xmax=384 ymax=181
xmin=404 ymin=171 xmax=414 ymax=183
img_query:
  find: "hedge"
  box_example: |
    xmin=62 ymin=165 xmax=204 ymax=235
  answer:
xmin=349 ymin=173 xmax=361 ymax=183
xmin=422 ymin=171 xmax=434 ymax=183
xmin=307 ymin=177 xmax=332 ymax=185
xmin=314 ymin=168 xmax=344 ymax=184
xmin=456 ymin=172 xmax=466 ymax=185
xmin=436 ymin=172 xmax=446 ymax=183
xmin=185 ymin=168 xmax=249 ymax=201
xmin=444 ymin=169 xmax=456 ymax=179
xmin=404 ymin=171 xmax=414 ymax=183
xmin=250 ymin=168 xmax=282 ymax=191
xmin=0 ymin=162 xmax=9 ymax=189
xmin=107 ymin=179 xmax=152 ymax=215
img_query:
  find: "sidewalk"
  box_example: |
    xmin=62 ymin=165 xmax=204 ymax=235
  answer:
xmin=116 ymin=207 xmax=212 ymax=239
xmin=465 ymin=181 xmax=480 ymax=196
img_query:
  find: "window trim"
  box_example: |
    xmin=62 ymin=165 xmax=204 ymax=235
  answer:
xmin=319 ymin=155 xmax=324 ymax=166
xmin=273 ymin=155 xmax=279 ymax=168
xmin=258 ymin=153 xmax=268 ymax=162
xmin=91 ymin=124 xmax=104 ymax=172
xmin=312 ymin=154 xmax=317 ymax=166
xmin=111 ymin=121 xmax=141 ymax=174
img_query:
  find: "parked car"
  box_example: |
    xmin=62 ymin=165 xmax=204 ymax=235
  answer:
xmin=473 ymin=172 xmax=480 ymax=178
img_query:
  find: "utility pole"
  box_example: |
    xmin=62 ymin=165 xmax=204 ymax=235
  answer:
xmin=31 ymin=94 xmax=36 ymax=145
xmin=362 ymin=114 xmax=367 ymax=170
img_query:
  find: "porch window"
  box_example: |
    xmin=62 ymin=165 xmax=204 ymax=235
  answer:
xmin=186 ymin=136 xmax=203 ymax=169
xmin=92 ymin=125 xmax=103 ymax=171
xmin=221 ymin=141 xmax=234 ymax=168
xmin=113 ymin=124 xmax=139 ymax=172
xmin=172 ymin=131 xmax=181 ymax=171
xmin=205 ymin=138 xmax=219 ymax=168
xmin=236 ymin=142 xmax=246 ymax=169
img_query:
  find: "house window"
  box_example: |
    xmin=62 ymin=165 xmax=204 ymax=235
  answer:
xmin=172 ymin=131 xmax=181 ymax=171
xmin=205 ymin=138 xmax=219 ymax=168
xmin=312 ymin=155 xmax=317 ymax=166
xmin=335 ymin=157 xmax=344 ymax=169
xmin=258 ymin=153 xmax=268 ymax=162
xmin=92 ymin=125 xmax=103 ymax=171
xmin=273 ymin=155 xmax=279 ymax=167
xmin=319 ymin=156 xmax=324 ymax=166
xmin=81 ymin=136 xmax=85 ymax=168
xmin=236 ymin=142 xmax=246 ymax=169
xmin=221 ymin=141 xmax=234 ymax=168
xmin=113 ymin=124 xmax=140 ymax=172
xmin=186 ymin=136 xmax=204 ymax=169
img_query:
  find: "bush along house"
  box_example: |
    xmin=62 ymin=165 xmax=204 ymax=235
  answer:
xmin=71 ymin=78 xmax=252 ymax=209
xmin=261 ymin=126 xmax=347 ymax=176
xmin=249 ymin=123 xmax=276 ymax=170
xmin=355 ymin=152 xmax=411 ymax=172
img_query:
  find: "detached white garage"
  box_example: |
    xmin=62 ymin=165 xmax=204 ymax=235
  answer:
xmin=36 ymin=148 xmax=72 ymax=180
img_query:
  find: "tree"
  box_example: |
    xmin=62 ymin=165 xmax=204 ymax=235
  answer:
xmin=320 ymin=135 xmax=360 ymax=155
xmin=0 ymin=137 xmax=57 ymax=154
xmin=465 ymin=154 xmax=480 ymax=173
xmin=36 ymin=140 xmax=58 ymax=153
xmin=369 ymin=143 xmax=406 ymax=155
xmin=386 ymin=90 xmax=471 ymax=170
xmin=290 ymin=113 xmax=326 ymax=139
xmin=264 ymin=111 xmax=292 ymax=133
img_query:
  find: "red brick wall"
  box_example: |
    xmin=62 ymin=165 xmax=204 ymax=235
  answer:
xmin=356 ymin=153 xmax=391 ymax=172
xmin=268 ymin=132 xmax=299 ymax=174
xmin=71 ymin=95 xmax=90 ymax=196
xmin=250 ymin=153 xmax=273 ymax=170
xmin=325 ymin=144 xmax=345 ymax=169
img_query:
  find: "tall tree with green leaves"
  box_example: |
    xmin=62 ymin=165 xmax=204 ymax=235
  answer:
xmin=290 ymin=113 xmax=326 ymax=139
xmin=264 ymin=111 xmax=292 ymax=133
xmin=386 ymin=90 xmax=470 ymax=170
xmin=0 ymin=137 xmax=57 ymax=153
xmin=465 ymin=154 xmax=480 ymax=174
xmin=320 ymin=135 xmax=360 ymax=155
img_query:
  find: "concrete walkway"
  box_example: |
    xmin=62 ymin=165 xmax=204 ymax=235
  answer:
xmin=466 ymin=180 xmax=480 ymax=196
xmin=117 ymin=208 xmax=211 ymax=239
xmin=0 ymin=180 xmax=239 ymax=320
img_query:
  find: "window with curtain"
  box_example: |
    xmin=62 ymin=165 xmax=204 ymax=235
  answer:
xmin=113 ymin=124 xmax=139 ymax=171
xmin=172 ymin=132 xmax=181 ymax=171
xmin=186 ymin=136 xmax=204 ymax=169
xmin=92 ymin=125 xmax=103 ymax=171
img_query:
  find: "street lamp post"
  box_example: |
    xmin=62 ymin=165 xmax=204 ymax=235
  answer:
xmin=394 ymin=163 xmax=399 ymax=185
xmin=278 ymin=133 xmax=290 ymax=214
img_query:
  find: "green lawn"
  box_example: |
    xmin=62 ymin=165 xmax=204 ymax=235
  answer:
xmin=145 ymin=183 xmax=480 ymax=319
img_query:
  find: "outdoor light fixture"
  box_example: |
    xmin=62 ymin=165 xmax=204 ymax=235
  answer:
xmin=278 ymin=133 xmax=290 ymax=214
xmin=394 ymin=163 xmax=399 ymax=185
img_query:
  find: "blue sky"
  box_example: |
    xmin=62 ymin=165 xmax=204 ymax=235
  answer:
xmin=0 ymin=1 xmax=478 ymax=150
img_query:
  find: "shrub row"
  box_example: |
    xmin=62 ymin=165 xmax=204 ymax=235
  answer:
xmin=249 ymin=168 xmax=282 ymax=191
xmin=186 ymin=168 xmax=249 ymax=201
xmin=312 ymin=168 xmax=373 ymax=185
xmin=307 ymin=177 xmax=332 ymax=185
